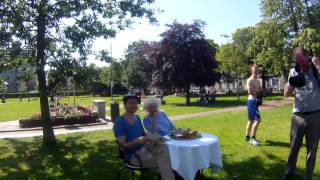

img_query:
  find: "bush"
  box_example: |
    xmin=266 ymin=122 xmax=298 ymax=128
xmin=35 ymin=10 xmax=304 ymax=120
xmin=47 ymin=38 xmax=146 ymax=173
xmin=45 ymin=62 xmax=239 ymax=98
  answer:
xmin=19 ymin=105 xmax=99 ymax=128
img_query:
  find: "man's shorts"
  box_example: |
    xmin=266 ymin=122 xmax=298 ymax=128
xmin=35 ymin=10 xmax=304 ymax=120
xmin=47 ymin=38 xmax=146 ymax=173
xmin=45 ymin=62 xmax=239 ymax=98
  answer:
xmin=247 ymin=99 xmax=261 ymax=121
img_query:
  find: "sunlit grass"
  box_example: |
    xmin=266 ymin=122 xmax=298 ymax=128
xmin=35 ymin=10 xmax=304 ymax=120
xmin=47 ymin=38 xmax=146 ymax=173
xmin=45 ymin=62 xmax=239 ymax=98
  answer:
xmin=0 ymin=104 xmax=317 ymax=179
xmin=0 ymin=94 xmax=284 ymax=122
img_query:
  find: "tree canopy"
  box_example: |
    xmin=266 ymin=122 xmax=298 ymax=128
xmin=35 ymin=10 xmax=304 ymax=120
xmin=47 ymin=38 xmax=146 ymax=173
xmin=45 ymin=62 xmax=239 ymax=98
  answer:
xmin=123 ymin=40 xmax=154 ymax=90
xmin=151 ymin=20 xmax=220 ymax=104
xmin=0 ymin=0 xmax=157 ymax=146
xmin=216 ymin=0 xmax=320 ymax=93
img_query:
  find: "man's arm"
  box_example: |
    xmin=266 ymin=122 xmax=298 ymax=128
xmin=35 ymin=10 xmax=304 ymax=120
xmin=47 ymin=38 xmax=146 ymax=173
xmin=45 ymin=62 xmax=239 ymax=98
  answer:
xmin=284 ymin=84 xmax=294 ymax=97
xmin=117 ymin=136 xmax=150 ymax=149
xmin=258 ymin=80 xmax=263 ymax=93
xmin=114 ymin=119 xmax=150 ymax=149
xmin=312 ymin=56 xmax=320 ymax=74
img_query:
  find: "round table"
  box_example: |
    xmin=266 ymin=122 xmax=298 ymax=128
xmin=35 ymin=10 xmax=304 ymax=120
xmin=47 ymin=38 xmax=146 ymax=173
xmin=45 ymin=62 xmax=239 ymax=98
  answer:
xmin=164 ymin=133 xmax=223 ymax=180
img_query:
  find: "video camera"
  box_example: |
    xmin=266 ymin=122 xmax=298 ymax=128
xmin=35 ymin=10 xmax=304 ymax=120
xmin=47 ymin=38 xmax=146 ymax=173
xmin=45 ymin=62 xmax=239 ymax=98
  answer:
xmin=289 ymin=57 xmax=320 ymax=88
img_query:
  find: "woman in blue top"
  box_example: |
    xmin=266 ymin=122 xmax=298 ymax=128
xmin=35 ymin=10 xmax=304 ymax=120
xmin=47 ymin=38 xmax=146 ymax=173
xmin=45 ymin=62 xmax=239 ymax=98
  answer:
xmin=143 ymin=97 xmax=175 ymax=136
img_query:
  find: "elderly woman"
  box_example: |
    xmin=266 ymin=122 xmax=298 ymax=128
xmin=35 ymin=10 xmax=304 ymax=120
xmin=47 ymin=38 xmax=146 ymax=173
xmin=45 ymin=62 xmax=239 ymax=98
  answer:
xmin=143 ymin=97 xmax=175 ymax=136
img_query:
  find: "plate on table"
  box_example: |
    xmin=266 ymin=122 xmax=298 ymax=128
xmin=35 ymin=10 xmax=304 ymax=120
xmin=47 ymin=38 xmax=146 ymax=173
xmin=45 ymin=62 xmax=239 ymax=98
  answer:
xmin=170 ymin=134 xmax=202 ymax=140
xmin=170 ymin=128 xmax=201 ymax=140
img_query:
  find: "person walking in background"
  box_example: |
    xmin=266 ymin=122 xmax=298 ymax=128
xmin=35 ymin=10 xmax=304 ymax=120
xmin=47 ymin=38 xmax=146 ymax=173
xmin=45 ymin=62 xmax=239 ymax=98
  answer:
xmin=56 ymin=94 xmax=62 ymax=106
xmin=245 ymin=64 xmax=263 ymax=146
xmin=283 ymin=47 xmax=320 ymax=180
xmin=49 ymin=95 xmax=55 ymax=109
xmin=143 ymin=97 xmax=175 ymax=136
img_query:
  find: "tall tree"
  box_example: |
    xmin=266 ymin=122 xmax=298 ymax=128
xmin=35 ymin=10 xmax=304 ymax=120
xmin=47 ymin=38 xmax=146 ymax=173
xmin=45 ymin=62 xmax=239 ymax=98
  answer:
xmin=16 ymin=66 xmax=37 ymax=101
xmin=217 ymin=43 xmax=246 ymax=94
xmin=261 ymin=0 xmax=304 ymax=35
xmin=232 ymin=27 xmax=255 ymax=66
xmin=253 ymin=20 xmax=291 ymax=79
xmin=0 ymin=77 xmax=7 ymax=94
xmin=293 ymin=28 xmax=320 ymax=55
xmin=123 ymin=40 xmax=154 ymax=91
xmin=261 ymin=0 xmax=320 ymax=35
xmin=151 ymin=20 xmax=220 ymax=105
xmin=1 ymin=0 xmax=156 ymax=146
xmin=126 ymin=63 xmax=147 ymax=90
xmin=47 ymin=53 xmax=77 ymax=94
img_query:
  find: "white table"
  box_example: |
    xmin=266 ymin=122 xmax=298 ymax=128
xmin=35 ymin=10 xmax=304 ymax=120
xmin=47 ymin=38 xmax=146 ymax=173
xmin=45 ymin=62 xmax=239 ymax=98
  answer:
xmin=165 ymin=133 xmax=223 ymax=180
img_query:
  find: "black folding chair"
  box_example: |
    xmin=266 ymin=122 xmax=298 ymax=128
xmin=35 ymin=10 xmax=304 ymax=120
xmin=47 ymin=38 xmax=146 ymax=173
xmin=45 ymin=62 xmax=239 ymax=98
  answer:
xmin=116 ymin=141 xmax=151 ymax=180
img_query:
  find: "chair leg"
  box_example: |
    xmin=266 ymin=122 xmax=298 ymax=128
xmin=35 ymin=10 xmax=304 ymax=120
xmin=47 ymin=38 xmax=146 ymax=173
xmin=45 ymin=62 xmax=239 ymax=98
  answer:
xmin=131 ymin=170 xmax=134 ymax=180
xmin=117 ymin=167 xmax=124 ymax=180
xmin=200 ymin=169 xmax=204 ymax=180
xmin=195 ymin=170 xmax=203 ymax=180
xmin=140 ymin=169 xmax=145 ymax=180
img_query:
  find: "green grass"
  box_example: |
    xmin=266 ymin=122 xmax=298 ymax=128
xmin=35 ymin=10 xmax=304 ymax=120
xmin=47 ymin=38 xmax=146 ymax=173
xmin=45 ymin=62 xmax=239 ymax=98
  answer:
xmin=1 ymin=103 xmax=318 ymax=179
xmin=0 ymin=94 xmax=284 ymax=122
xmin=0 ymin=95 xmax=122 ymax=122
xmin=158 ymin=94 xmax=284 ymax=116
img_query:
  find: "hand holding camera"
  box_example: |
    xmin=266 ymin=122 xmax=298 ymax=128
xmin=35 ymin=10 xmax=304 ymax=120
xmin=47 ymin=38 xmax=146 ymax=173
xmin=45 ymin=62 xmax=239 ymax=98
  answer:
xmin=311 ymin=56 xmax=320 ymax=73
xmin=289 ymin=55 xmax=320 ymax=88
xmin=288 ymin=63 xmax=306 ymax=88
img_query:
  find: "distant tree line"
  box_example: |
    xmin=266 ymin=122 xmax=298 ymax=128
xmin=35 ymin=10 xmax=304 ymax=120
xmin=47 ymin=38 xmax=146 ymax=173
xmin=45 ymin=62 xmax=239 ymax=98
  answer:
xmin=92 ymin=20 xmax=220 ymax=105
xmin=217 ymin=0 xmax=320 ymax=93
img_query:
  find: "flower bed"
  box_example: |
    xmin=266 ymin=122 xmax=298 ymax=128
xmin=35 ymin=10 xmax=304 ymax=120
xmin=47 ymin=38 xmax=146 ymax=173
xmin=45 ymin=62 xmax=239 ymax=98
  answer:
xmin=19 ymin=105 xmax=99 ymax=128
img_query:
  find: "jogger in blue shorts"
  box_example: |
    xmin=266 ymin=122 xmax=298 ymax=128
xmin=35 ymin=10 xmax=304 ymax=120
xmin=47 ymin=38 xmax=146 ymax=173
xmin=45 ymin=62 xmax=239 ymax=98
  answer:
xmin=245 ymin=65 xmax=263 ymax=146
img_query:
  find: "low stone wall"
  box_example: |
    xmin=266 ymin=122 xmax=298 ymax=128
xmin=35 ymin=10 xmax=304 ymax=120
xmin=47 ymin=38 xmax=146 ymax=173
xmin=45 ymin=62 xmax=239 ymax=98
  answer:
xmin=19 ymin=115 xmax=99 ymax=128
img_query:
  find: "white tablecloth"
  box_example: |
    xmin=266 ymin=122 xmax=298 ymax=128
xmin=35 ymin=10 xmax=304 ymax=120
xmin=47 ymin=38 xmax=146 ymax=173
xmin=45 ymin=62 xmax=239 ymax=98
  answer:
xmin=165 ymin=133 xmax=223 ymax=180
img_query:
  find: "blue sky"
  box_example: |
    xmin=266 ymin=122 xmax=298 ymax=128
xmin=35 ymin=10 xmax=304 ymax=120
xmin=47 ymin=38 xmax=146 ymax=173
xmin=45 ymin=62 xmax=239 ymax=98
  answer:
xmin=89 ymin=0 xmax=262 ymax=66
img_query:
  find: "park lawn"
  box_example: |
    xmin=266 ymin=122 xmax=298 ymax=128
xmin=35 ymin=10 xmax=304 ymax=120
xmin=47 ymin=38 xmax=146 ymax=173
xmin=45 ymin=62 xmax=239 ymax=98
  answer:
xmin=158 ymin=94 xmax=284 ymax=116
xmin=0 ymin=95 xmax=122 ymax=122
xmin=1 ymin=104 xmax=319 ymax=180
xmin=0 ymin=94 xmax=284 ymax=122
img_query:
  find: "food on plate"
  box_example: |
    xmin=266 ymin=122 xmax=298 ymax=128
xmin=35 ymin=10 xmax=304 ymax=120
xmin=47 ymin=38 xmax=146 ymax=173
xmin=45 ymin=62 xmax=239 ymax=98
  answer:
xmin=170 ymin=128 xmax=200 ymax=139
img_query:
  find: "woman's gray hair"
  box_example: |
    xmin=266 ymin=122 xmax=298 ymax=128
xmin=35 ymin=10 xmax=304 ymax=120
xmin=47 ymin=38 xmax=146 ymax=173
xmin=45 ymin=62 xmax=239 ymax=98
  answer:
xmin=143 ymin=97 xmax=161 ymax=110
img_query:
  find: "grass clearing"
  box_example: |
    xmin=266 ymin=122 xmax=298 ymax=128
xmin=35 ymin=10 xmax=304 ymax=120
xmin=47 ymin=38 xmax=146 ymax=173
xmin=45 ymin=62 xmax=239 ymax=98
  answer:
xmin=0 ymin=104 xmax=318 ymax=179
xmin=0 ymin=94 xmax=284 ymax=122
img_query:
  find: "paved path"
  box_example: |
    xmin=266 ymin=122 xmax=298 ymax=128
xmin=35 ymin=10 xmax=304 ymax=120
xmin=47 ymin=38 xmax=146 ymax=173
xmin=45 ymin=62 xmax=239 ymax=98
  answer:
xmin=171 ymin=97 xmax=293 ymax=121
xmin=0 ymin=97 xmax=293 ymax=139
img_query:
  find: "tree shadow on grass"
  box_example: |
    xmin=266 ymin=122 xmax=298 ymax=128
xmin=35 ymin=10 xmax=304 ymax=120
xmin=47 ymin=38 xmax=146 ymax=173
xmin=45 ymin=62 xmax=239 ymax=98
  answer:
xmin=0 ymin=136 xmax=158 ymax=180
xmin=202 ymin=151 xmax=318 ymax=180
xmin=2 ymin=136 xmax=315 ymax=180
xmin=170 ymin=100 xmax=247 ymax=109
xmin=264 ymin=140 xmax=306 ymax=149
xmin=264 ymin=140 xmax=290 ymax=148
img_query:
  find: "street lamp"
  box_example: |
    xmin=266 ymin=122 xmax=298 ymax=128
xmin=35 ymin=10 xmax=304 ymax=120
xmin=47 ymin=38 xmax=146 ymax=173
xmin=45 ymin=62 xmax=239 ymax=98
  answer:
xmin=73 ymin=72 xmax=77 ymax=106
xmin=107 ymin=42 xmax=121 ymax=122
xmin=252 ymin=27 xmax=256 ymax=61
xmin=0 ymin=80 xmax=8 ymax=104
xmin=109 ymin=43 xmax=114 ymax=102
xmin=220 ymin=34 xmax=240 ymax=101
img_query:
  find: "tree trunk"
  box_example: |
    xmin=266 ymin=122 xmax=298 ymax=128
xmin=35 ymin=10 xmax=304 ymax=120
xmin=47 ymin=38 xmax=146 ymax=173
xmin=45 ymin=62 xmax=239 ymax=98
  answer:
xmin=303 ymin=0 xmax=313 ymax=27
xmin=36 ymin=0 xmax=56 ymax=146
xmin=261 ymin=70 xmax=267 ymax=95
xmin=185 ymin=84 xmax=191 ymax=105
xmin=1 ymin=94 xmax=5 ymax=103
xmin=19 ymin=82 xmax=23 ymax=102
xmin=288 ymin=0 xmax=299 ymax=36
xmin=236 ymin=77 xmax=240 ymax=101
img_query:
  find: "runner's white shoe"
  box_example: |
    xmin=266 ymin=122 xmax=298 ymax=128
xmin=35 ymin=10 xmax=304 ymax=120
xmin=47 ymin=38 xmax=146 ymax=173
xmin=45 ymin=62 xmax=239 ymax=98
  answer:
xmin=250 ymin=138 xmax=261 ymax=146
